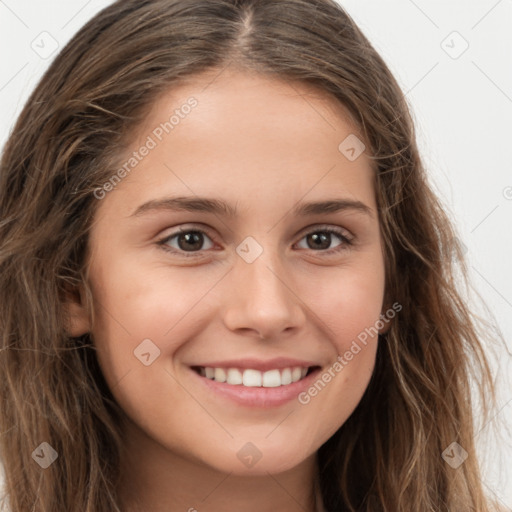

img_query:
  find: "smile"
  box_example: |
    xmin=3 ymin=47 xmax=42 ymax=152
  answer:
xmin=192 ymin=366 xmax=317 ymax=387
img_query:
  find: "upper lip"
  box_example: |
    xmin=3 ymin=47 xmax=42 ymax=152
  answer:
xmin=190 ymin=357 xmax=320 ymax=372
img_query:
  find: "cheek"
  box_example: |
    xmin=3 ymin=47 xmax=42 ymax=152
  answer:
xmin=88 ymin=256 xmax=218 ymax=381
xmin=295 ymin=263 xmax=383 ymax=413
xmin=298 ymin=260 xmax=385 ymax=349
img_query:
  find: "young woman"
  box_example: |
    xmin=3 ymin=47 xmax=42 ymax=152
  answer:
xmin=0 ymin=0 xmax=506 ymax=510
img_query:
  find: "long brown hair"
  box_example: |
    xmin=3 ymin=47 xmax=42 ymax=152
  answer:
xmin=0 ymin=0 xmax=506 ymax=510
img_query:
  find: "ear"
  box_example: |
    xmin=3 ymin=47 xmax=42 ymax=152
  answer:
xmin=62 ymin=285 xmax=91 ymax=338
xmin=379 ymin=317 xmax=392 ymax=335
xmin=378 ymin=302 xmax=394 ymax=336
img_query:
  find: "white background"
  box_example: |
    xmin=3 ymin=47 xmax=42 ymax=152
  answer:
xmin=0 ymin=0 xmax=511 ymax=508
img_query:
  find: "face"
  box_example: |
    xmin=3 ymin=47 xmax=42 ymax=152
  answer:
xmin=70 ymin=67 xmax=387 ymax=477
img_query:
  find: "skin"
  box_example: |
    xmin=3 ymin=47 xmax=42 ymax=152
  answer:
xmin=67 ymin=67 xmax=389 ymax=512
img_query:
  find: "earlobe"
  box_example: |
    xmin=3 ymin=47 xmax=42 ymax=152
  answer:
xmin=379 ymin=319 xmax=392 ymax=336
xmin=378 ymin=304 xmax=393 ymax=336
xmin=62 ymin=287 xmax=91 ymax=337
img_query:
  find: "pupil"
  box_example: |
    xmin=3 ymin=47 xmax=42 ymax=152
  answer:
xmin=309 ymin=232 xmax=329 ymax=250
xmin=179 ymin=232 xmax=203 ymax=251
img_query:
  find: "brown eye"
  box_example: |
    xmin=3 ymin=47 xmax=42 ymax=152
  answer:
xmin=295 ymin=227 xmax=353 ymax=254
xmin=159 ymin=228 xmax=215 ymax=257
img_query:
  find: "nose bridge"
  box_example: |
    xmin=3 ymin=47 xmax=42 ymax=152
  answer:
xmin=222 ymin=235 xmax=304 ymax=337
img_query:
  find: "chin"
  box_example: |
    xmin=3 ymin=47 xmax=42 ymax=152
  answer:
xmin=199 ymin=443 xmax=313 ymax=476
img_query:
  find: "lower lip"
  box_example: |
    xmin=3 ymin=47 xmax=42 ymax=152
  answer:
xmin=189 ymin=367 xmax=322 ymax=408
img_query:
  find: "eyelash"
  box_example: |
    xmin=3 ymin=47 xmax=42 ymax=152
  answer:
xmin=156 ymin=224 xmax=354 ymax=259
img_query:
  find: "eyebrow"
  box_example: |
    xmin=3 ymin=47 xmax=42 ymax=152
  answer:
xmin=129 ymin=196 xmax=374 ymax=219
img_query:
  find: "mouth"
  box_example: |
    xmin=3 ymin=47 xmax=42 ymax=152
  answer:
xmin=190 ymin=365 xmax=321 ymax=388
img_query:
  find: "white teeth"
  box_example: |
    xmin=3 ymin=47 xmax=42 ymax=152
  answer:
xmin=281 ymin=368 xmax=292 ymax=385
xmin=262 ymin=369 xmax=281 ymax=387
xmin=227 ymin=368 xmax=243 ymax=385
xmin=243 ymin=369 xmax=262 ymax=387
xmin=214 ymin=368 xmax=226 ymax=382
xmin=198 ymin=365 xmax=312 ymax=387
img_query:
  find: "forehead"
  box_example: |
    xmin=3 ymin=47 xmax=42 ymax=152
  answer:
xmin=96 ymin=68 xmax=377 ymax=221
xmin=139 ymin=67 xmax=361 ymax=146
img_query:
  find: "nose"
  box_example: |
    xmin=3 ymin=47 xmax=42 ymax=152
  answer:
xmin=222 ymin=249 xmax=306 ymax=340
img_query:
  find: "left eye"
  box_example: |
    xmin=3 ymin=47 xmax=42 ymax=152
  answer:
xmin=295 ymin=228 xmax=350 ymax=252
xmin=157 ymin=226 xmax=353 ymax=258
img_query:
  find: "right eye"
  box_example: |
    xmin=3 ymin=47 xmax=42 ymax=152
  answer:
xmin=157 ymin=227 xmax=216 ymax=258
